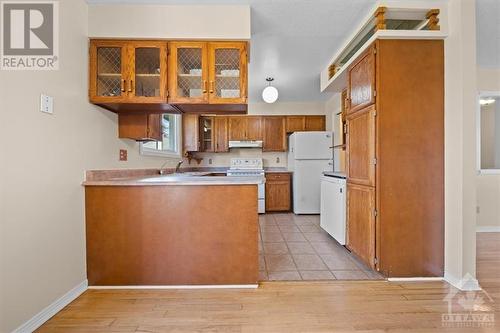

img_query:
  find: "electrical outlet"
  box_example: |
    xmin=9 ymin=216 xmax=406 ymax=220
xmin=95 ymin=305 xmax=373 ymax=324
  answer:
xmin=208 ymin=158 xmax=213 ymax=165
xmin=276 ymin=157 xmax=280 ymax=164
xmin=119 ymin=149 xmax=128 ymax=161
xmin=40 ymin=94 xmax=53 ymax=114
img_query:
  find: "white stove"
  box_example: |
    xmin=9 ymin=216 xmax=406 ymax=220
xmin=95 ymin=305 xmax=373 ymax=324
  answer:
xmin=227 ymin=158 xmax=265 ymax=213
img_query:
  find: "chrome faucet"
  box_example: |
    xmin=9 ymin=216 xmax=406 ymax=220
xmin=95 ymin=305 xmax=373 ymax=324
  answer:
xmin=175 ymin=160 xmax=184 ymax=173
xmin=159 ymin=160 xmax=184 ymax=175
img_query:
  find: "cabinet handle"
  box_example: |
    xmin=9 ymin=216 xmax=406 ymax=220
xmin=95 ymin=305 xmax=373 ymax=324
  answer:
xmin=209 ymin=81 xmax=214 ymax=93
xmin=203 ymin=80 xmax=208 ymax=93
xmin=121 ymin=79 xmax=126 ymax=92
xmin=128 ymin=80 xmax=133 ymax=93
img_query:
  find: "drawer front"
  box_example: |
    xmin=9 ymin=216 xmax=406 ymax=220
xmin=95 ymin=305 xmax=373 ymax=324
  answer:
xmin=265 ymin=173 xmax=291 ymax=181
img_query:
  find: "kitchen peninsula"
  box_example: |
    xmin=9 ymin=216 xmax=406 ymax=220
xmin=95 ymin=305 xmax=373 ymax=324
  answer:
xmin=83 ymin=171 xmax=261 ymax=286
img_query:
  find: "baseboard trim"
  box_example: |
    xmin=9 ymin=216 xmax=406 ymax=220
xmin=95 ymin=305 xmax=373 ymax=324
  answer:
xmin=387 ymin=277 xmax=444 ymax=282
xmin=88 ymin=284 xmax=259 ymax=290
xmin=444 ymin=272 xmax=481 ymax=291
xmin=476 ymin=226 xmax=500 ymax=232
xmin=13 ymin=279 xmax=88 ymax=333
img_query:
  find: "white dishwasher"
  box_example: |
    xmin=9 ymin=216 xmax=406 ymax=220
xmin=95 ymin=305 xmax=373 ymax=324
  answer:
xmin=320 ymin=174 xmax=346 ymax=245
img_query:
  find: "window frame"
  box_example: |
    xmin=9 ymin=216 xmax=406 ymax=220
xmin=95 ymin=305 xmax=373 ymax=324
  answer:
xmin=140 ymin=114 xmax=182 ymax=158
xmin=477 ymin=91 xmax=500 ymax=174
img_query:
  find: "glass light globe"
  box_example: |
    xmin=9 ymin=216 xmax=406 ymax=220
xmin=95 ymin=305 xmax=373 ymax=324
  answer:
xmin=262 ymin=86 xmax=279 ymax=103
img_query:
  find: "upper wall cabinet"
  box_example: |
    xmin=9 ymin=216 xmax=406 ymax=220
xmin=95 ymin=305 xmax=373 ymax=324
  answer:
xmin=89 ymin=40 xmax=168 ymax=104
xmin=168 ymin=41 xmax=248 ymax=105
xmin=208 ymin=42 xmax=248 ymax=104
xmin=347 ymin=45 xmax=375 ymax=114
xmin=89 ymin=39 xmax=248 ymax=114
xmin=168 ymin=41 xmax=209 ymax=104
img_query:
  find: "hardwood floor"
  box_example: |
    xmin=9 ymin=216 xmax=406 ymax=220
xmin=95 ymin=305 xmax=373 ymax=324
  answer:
xmin=37 ymin=233 xmax=500 ymax=332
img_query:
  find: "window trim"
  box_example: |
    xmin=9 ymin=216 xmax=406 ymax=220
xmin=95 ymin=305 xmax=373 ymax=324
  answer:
xmin=140 ymin=114 xmax=182 ymax=158
xmin=477 ymin=91 xmax=500 ymax=174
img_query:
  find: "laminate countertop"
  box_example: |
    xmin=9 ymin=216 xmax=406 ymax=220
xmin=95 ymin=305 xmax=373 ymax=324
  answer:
xmin=83 ymin=174 xmax=264 ymax=186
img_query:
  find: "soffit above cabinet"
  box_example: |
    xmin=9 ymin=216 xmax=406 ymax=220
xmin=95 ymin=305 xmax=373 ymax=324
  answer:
xmin=87 ymin=5 xmax=251 ymax=40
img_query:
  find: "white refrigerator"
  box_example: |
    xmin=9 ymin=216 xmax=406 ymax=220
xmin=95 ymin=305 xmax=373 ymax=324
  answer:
xmin=288 ymin=131 xmax=333 ymax=214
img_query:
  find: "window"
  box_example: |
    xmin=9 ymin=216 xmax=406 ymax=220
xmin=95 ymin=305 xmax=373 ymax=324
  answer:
xmin=140 ymin=114 xmax=181 ymax=157
xmin=478 ymin=92 xmax=500 ymax=173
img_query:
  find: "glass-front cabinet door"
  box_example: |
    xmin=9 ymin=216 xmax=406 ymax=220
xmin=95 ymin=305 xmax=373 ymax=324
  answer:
xmin=208 ymin=42 xmax=248 ymax=104
xmin=89 ymin=40 xmax=128 ymax=102
xmin=199 ymin=116 xmax=214 ymax=152
xmin=128 ymin=41 xmax=168 ymax=103
xmin=168 ymin=42 xmax=208 ymax=104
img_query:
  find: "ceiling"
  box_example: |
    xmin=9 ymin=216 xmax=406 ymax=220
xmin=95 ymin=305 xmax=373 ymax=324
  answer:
xmin=476 ymin=0 xmax=500 ymax=69
xmin=86 ymin=0 xmax=376 ymax=102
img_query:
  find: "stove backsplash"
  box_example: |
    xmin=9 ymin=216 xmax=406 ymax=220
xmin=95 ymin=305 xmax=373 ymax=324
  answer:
xmin=191 ymin=148 xmax=287 ymax=168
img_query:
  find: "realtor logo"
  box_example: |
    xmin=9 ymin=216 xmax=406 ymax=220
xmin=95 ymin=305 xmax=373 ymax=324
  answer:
xmin=1 ymin=1 xmax=58 ymax=70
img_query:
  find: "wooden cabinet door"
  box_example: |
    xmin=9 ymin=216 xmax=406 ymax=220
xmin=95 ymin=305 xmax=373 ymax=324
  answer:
xmin=147 ymin=114 xmax=163 ymax=141
xmin=127 ymin=41 xmax=168 ymax=103
xmin=346 ymin=105 xmax=376 ymax=187
xmin=246 ymin=116 xmax=262 ymax=141
xmin=214 ymin=117 xmax=229 ymax=152
xmin=118 ymin=113 xmax=161 ymax=141
xmin=348 ymin=45 xmax=376 ymax=114
xmin=228 ymin=117 xmax=247 ymax=141
xmin=182 ymin=114 xmax=200 ymax=152
xmin=168 ymin=41 xmax=208 ymax=104
xmin=263 ymin=117 xmax=286 ymax=151
xmin=265 ymin=173 xmax=291 ymax=212
xmin=199 ymin=116 xmax=215 ymax=152
xmin=346 ymin=183 xmax=376 ymax=269
xmin=286 ymin=116 xmax=305 ymax=133
xmin=89 ymin=40 xmax=129 ymax=103
xmin=305 ymin=116 xmax=326 ymax=131
xmin=208 ymin=42 xmax=248 ymax=104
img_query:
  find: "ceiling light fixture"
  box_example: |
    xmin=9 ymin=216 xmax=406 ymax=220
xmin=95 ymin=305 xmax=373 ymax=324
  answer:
xmin=480 ymin=98 xmax=496 ymax=106
xmin=262 ymin=77 xmax=278 ymax=103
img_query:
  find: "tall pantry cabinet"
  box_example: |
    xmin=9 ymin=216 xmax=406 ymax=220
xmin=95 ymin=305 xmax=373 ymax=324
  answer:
xmin=345 ymin=39 xmax=444 ymax=277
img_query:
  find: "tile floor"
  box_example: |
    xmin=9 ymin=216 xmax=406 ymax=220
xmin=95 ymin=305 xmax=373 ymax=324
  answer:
xmin=259 ymin=213 xmax=384 ymax=281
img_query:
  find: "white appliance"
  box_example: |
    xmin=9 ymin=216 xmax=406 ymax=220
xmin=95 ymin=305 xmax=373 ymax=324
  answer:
xmin=320 ymin=174 xmax=346 ymax=244
xmin=288 ymin=131 xmax=334 ymax=214
xmin=226 ymin=158 xmax=265 ymax=214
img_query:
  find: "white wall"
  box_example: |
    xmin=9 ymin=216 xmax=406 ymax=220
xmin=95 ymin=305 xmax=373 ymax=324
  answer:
xmin=444 ymin=0 xmax=478 ymax=289
xmin=88 ymin=4 xmax=251 ymax=40
xmin=476 ymin=68 xmax=500 ymax=229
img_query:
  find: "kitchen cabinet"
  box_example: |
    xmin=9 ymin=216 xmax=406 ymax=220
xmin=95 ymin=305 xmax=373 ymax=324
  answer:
xmin=168 ymin=41 xmax=248 ymax=105
xmin=345 ymin=39 xmax=444 ymax=277
xmin=345 ymin=105 xmax=376 ymax=187
xmin=285 ymin=115 xmax=326 ymax=133
xmin=214 ymin=117 xmax=229 ymax=152
xmin=346 ymin=183 xmax=375 ymax=268
xmin=305 ymin=116 xmax=326 ymax=131
xmin=89 ymin=40 xmax=168 ymax=104
xmin=347 ymin=44 xmax=375 ymax=114
xmin=208 ymin=42 xmax=248 ymax=104
xmin=286 ymin=116 xmax=306 ymax=133
xmin=228 ymin=116 xmax=262 ymax=141
xmin=168 ymin=41 xmax=209 ymax=104
xmin=263 ymin=117 xmax=286 ymax=152
xmin=118 ymin=113 xmax=162 ymax=141
xmin=182 ymin=114 xmax=200 ymax=152
xmin=89 ymin=39 xmax=248 ymax=115
xmin=199 ymin=116 xmax=215 ymax=152
xmin=265 ymin=173 xmax=291 ymax=212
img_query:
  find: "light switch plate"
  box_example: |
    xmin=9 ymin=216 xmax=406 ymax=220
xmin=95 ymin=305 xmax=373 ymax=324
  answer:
xmin=40 ymin=94 xmax=53 ymax=114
